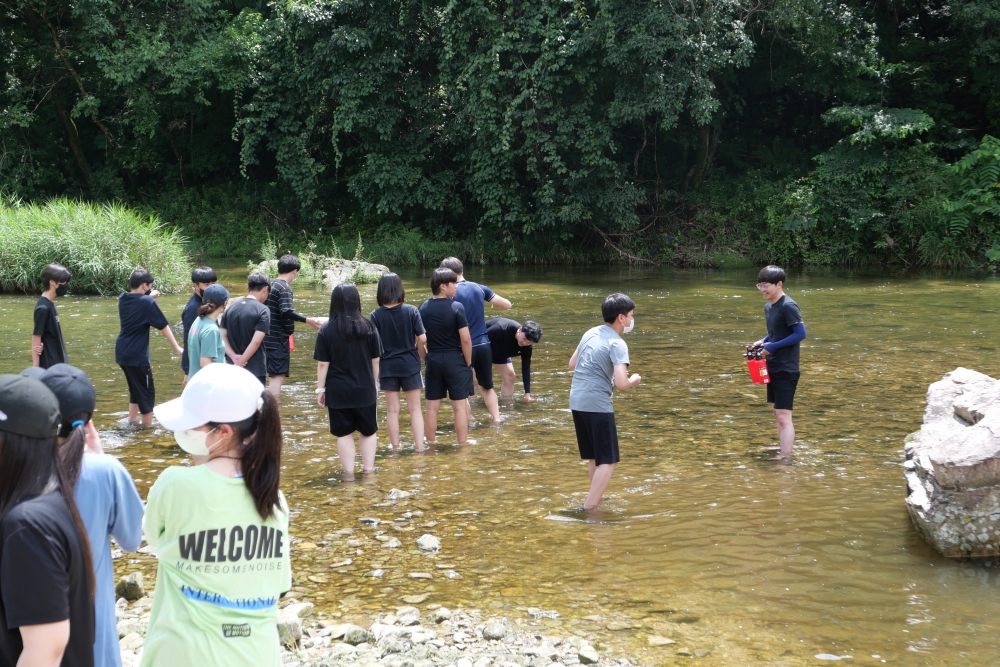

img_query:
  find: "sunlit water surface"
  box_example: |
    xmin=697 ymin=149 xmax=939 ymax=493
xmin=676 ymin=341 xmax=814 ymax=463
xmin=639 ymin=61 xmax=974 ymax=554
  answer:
xmin=2 ymin=267 xmax=1000 ymax=666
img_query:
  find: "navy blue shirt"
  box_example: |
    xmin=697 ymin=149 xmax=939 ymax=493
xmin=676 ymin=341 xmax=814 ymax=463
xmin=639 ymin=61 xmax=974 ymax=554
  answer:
xmin=764 ymin=295 xmax=804 ymax=374
xmin=115 ymin=293 xmax=170 ymax=367
xmin=180 ymin=292 xmax=202 ymax=373
xmin=454 ymin=280 xmax=496 ymax=346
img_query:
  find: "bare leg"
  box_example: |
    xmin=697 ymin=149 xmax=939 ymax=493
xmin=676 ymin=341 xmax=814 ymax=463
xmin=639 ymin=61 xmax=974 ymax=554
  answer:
xmin=404 ymin=388 xmax=425 ymax=451
xmin=128 ymin=403 xmax=139 ymax=424
xmin=481 ymin=387 xmax=501 ymax=422
xmin=359 ymin=433 xmax=377 ymax=472
xmin=496 ymin=363 xmax=516 ymax=399
xmin=337 ymin=434 xmax=357 ymax=480
xmin=584 ymin=462 xmax=616 ymax=509
xmin=268 ymin=374 xmax=286 ymax=397
xmin=774 ymin=407 xmax=795 ymax=458
xmin=385 ymin=391 xmax=402 ymax=450
xmin=140 ymin=412 xmax=153 ymax=427
xmin=425 ymin=399 xmax=441 ymax=444
xmin=588 ymin=459 xmax=597 ymax=482
xmin=452 ymin=398 xmax=470 ymax=444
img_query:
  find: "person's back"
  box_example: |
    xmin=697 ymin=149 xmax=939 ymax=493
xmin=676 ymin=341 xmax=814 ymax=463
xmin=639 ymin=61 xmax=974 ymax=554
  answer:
xmin=370 ymin=304 xmax=422 ymax=374
xmin=75 ymin=453 xmax=144 ymax=667
xmin=315 ymin=319 xmax=382 ymax=409
xmin=186 ymin=316 xmax=225 ymax=379
xmin=220 ymin=296 xmax=271 ymax=379
xmin=419 ymin=298 xmax=466 ymax=354
xmin=453 ymin=280 xmax=494 ymax=346
xmin=569 ymin=325 xmax=629 ymax=414
xmin=115 ymin=292 xmax=168 ymax=367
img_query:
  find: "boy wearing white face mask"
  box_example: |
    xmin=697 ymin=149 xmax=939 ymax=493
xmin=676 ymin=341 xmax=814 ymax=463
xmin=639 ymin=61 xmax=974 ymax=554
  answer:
xmin=568 ymin=293 xmax=641 ymax=510
xmin=143 ymin=363 xmax=290 ymax=667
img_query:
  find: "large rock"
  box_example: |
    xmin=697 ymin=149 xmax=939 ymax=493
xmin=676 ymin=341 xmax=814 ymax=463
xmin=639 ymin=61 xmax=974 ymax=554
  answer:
xmin=115 ymin=572 xmax=144 ymax=601
xmin=250 ymin=257 xmax=389 ymax=288
xmin=905 ymin=367 xmax=1000 ymax=557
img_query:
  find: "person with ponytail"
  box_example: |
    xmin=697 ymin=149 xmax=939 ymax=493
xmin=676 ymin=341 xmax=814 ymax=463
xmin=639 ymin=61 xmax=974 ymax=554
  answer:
xmin=35 ymin=364 xmax=144 ymax=667
xmin=143 ymin=363 xmax=289 ymax=666
xmin=185 ymin=284 xmax=230 ymax=379
xmin=0 ymin=374 xmax=95 ymax=667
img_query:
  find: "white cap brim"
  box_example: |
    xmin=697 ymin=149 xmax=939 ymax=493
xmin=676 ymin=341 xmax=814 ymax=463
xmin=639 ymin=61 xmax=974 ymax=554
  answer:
xmin=153 ymin=395 xmax=210 ymax=432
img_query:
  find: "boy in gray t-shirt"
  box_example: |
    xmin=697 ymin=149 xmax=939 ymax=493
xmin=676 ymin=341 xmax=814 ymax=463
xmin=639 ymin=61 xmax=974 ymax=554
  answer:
xmin=568 ymin=293 xmax=642 ymax=510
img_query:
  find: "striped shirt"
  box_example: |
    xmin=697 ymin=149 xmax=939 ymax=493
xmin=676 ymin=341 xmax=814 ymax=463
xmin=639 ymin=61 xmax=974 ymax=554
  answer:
xmin=264 ymin=279 xmax=306 ymax=345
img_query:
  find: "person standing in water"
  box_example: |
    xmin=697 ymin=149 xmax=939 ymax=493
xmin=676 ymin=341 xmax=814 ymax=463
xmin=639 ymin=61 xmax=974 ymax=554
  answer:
xmin=31 ymin=263 xmax=72 ymax=369
xmin=115 ymin=269 xmax=184 ymax=426
xmin=180 ymin=266 xmax=217 ymax=385
xmin=438 ymin=258 xmax=511 ymax=423
xmin=263 ymin=254 xmax=323 ymax=396
xmin=315 ymin=284 xmax=383 ymax=479
xmin=221 ymin=272 xmax=272 ymax=386
xmin=185 ymin=284 xmax=230 ymax=379
xmin=370 ymin=273 xmax=427 ymax=452
xmin=486 ymin=318 xmax=542 ymax=402
xmin=569 ymin=293 xmax=641 ymax=510
xmin=751 ymin=265 xmax=806 ymax=461
xmin=145 ymin=364 xmax=289 ymax=666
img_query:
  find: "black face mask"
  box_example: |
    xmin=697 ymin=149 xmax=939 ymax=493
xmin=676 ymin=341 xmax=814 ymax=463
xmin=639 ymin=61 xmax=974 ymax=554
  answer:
xmin=196 ymin=288 xmax=204 ymax=297
xmin=55 ymin=283 xmax=69 ymax=297
xmin=144 ymin=289 xmax=152 ymax=296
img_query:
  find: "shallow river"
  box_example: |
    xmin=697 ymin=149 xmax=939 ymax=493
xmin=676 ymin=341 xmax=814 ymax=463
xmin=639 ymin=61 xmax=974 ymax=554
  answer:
xmin=2 ymin=267 xmax=1000 ymax=666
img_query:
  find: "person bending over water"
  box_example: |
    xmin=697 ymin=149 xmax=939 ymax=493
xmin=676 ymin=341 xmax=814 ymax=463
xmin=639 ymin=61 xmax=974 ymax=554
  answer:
xmin=486 ymin=318 xmax=541 ymax=402
xmin=263 ymin=254 xmax=323 ymax=397
xmin=568 ymin=294 xmax=641 ymax=510
xmin=419 ymin=268 xmax=473 ymax=445
xmin=146 ymin=364 xmax=289 ymax=666
xmin=315 ymin=284 xmax=383 ymax=479
xmin=751 ymin=265 xmax=806 ymax=462
xmin=370 ymin=273 xmax=427 ymax=452
xmin=186 ymin=284 xmax=230 ymax=379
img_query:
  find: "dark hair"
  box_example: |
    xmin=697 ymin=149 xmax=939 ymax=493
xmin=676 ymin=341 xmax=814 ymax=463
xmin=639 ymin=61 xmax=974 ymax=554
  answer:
xmin=277 ymin=254 xmax=301 ymax=274
xmin=191 ymin=266 xmax=217 ymax=284
xmin=58 ymin=410 xmax=92 ymax=439
xmin=522 ymin=320 xmax=542 ymax=343
xmin=430 ymin=268 xmax=458 ymax=295
xmin=197 ymin=297 xmax=227 ymax=317
xmin=41 ymin=264 xmax=71 ymax=290
xmin=0 ymin=430 xmax=94 ymax=596
xmin=376 ymin=273 xmax=405 ymax=306
xmin=247 ymin=272 xmax=272 ymax=292
xmin=757 ymin=265 xmax=786 ymax=285
xmin=129 ymin=268 xmax=154 ymax=290
xmin=329 ymin=283 xmax=375 ymax=340
xmin=439 ymin=257 xmax=464 ymax=275
xmin=602 ymin=293 xmax=636 ymax=323
xmin=209 ymin=391 xmax=282 ymax=520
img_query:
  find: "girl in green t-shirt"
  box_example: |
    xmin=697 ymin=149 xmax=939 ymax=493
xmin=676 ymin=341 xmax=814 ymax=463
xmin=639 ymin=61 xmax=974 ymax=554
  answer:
xmin=144 ymin=364 xmax=290 ymax=667
xmin=187 ymin=284 xmax=229 ymax=379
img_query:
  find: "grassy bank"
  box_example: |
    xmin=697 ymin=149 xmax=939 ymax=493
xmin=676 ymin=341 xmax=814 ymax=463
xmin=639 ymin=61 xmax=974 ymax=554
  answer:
xmin=0 ymin=198 xmax=190 ymax=295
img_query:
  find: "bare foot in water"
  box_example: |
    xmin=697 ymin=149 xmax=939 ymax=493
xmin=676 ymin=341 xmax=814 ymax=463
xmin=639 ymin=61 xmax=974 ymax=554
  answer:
xmin=767 ymin=455 xmax=793 ymax=463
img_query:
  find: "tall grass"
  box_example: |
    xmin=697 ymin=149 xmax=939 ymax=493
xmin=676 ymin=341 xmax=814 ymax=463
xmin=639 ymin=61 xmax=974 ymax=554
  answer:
xmin=0 ymin=197 xmax=190 ymax=295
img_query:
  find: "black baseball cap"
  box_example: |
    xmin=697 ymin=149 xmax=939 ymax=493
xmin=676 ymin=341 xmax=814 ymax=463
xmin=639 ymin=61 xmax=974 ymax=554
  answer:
xmin=19 ymin=366 xmax=47 ymax=381
xmin=0 ymin=375 xmax=61 ymax=439
xmin=40 ymin=364 xmax=96 ymax=428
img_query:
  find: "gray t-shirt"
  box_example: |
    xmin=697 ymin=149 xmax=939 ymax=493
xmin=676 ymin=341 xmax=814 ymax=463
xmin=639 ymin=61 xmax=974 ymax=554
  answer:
xmin=569 ymin=325 xmax=630 ymax=413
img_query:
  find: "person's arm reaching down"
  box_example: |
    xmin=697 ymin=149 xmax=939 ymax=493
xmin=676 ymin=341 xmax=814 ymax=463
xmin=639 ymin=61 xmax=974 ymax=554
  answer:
xmin=459 ymin=327 xmax=472 ymax=367
xmin=489 ymin=295 xmax=512 ymax=310
xmin=18 ymin=620 xmax=70 ymax=667
xmin=160 ymin=325 xmax=184 ymax=355
xmin=613 ymin=363 xmax=641 ymax=390
xmin=316 ymin=361 xmax=329 ymax=407
xmin=521 ymin=345 xmax=533 ymax=399
xmin=221 ymin=327 xmax=239 ymax=365
xmin=762 ymin=323 xmax=805 ymax=355
xmin=415 ymin=333 xmax=427 ymax=361
xmin=239 ymin=330 xmax=266 ymax=366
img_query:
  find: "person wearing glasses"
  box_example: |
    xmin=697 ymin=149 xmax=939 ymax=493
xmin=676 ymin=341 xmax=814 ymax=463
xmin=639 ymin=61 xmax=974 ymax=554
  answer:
xmin=751 ymin=265 xmax=806 ymax=461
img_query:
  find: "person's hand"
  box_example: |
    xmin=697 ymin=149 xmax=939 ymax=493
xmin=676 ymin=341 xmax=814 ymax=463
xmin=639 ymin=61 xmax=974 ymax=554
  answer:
xmin=760 ymin=347 xmax=771 ymax=357
xmin=751 ymin=339 xmax=765 ymax=349
xmin=174 ymin=344 xmax=184 ymax=356
xmin=317 ymin=390 xmax=326 ymax=407
xmin=524 ymin=393 xmax=535 ymax=402
xmin=182 ymin=374 xmax=188 ymax=387
xmin=32 ymin=342 xmax=43 ymax=356
xmin=233 ymin=354 xmax=246 ymax=367
xmin=149 ymin=289 xmax=162 ymax=299
xmin=629 ymin=373 xmax=642 ymax=388
xmin=306 ymin=317 xmax=323 ymax=330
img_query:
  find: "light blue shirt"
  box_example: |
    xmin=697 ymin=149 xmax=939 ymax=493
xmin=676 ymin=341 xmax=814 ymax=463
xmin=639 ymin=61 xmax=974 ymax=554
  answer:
xmin=569 ymin=325 xmax=630 ymax=413
xmin=75 ymin=452 xmax=145 ymax=667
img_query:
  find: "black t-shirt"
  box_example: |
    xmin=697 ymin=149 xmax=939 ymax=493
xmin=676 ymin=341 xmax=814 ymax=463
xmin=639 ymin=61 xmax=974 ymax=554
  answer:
xmin=220 ymin=297 xmax=271 ymax=378
xmin=418 ymin=298 xmax=468 ymax=356
xmin=33 ymin=297 xmax=68 ymax=369
xmin=313 ymin=320 xmax=383 ymax=408
xmin=0 ymin=492 xmax=95 ymax=667
xmin=180 ymin=292 xmax=202 ymax=373
xmin=115 ymin=293 xmax=170 ymax=367
xmin=486 ymin=318 xmax=534 ymax=393
xmin=764 ymin=295 xmax=804 ymax=374
xmin=369 ymin=304 xmax=425 ymax=378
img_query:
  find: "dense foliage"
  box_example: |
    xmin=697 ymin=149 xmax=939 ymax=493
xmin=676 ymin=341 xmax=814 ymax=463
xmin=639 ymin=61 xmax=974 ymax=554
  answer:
xmin=2 ymin=0 xmax=999 ymax=266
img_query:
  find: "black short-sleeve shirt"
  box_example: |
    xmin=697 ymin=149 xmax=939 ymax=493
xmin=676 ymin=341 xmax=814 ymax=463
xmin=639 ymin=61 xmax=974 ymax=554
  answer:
xmin=418 ymin=298 xmax=468 ymax=355
xmin=369 ymin=304 xmax=425 ymax=378
xmin=33 ymin=297 xmax=68 ymax=369
xmin=220 ymin=297 xmax=271 ymax=378
xmin=0 ymin=492 xmax=95 ymax=667
xmin=313 ymin=320 xmax=383 ymax=408
xmin=114 ymin=293 xmax=170 ymax=367
xmin=764 ymin=295 xmax=804 ymax=374
xmin=180 ymin=293 xmax=202 ymax=373
xmin=486 ymin=318 xmax=534 ymax=393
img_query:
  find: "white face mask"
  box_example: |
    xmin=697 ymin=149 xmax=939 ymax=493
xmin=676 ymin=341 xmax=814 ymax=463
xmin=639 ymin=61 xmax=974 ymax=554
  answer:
xmin=174 ymin=427 xmax=219 ymax=456
xmin=622 ymin=316 xmax=635 ymax=334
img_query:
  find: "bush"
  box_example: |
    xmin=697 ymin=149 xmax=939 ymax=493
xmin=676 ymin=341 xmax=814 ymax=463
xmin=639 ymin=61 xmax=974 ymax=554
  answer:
xmin=0 ymin=197 xmax=191 ymax=295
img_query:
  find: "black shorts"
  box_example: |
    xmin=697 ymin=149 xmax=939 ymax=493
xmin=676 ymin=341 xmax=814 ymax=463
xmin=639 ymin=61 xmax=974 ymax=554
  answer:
xmin=328 ymin=404 xmax=378 ymax=437
xmin=425 ymin=352 xmax=473 ymax=401
xmin=572 ymin=410 xmax=620 ymax=465
xmin=766 ymin=371 xmax=800 ymax=410
xmin=470 ymin=344 xmax=494 ymax=392
xmin=120 ymin=365 xmax=155 ymax=415
xmin=265 ymin=336 xmax=290 ymax=376
xmin=380 ymin=372 xmax=423 ymax=392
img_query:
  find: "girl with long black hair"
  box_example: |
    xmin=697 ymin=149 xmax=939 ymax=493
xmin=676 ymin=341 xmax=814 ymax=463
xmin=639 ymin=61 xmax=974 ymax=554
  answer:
xmin=314 ymin=283 xmax=383 ymax=479
xmin=0 ymin=374 xmax=95 ymax=667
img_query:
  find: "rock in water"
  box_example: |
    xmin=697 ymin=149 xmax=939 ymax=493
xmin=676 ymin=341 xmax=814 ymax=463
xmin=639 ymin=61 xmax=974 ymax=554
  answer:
xmin=388 ymin=488 xmax=411 ymax=500
xmin=416 ymin=534 xmax=441 ymax=551
xmin=115 ymin=572 xmax=144 ymax=601
xmin=432 ymin=607 xmax=452 ymax=623
xmin=396 ymin=606 xmax=422 ymax=626
xmin=578 ymin=643 xmax=600 ymax=664
xmin=905 ymin=368 xmax=1000 ymax=557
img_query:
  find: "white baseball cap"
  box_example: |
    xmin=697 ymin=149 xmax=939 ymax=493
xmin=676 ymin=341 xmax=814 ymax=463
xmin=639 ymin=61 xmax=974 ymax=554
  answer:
xmin=154 ymin=364 xmax=264 ymax=431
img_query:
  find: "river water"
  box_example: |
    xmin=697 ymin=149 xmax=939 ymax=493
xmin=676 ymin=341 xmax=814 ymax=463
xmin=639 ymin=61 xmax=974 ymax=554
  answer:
xmin=2 ymin=267 xmax=1000 ymax=665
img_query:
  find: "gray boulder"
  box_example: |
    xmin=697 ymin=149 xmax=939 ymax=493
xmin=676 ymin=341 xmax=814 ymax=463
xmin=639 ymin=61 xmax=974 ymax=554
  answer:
xmin=905 ymin=368 xmax=1000 ymax=556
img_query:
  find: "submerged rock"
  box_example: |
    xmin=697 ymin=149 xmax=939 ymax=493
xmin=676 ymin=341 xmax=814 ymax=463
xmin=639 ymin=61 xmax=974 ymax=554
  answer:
xmin=416 ymin=534 xmax=441 ymax=551
xmin=905 ymin=367 xmax=1000 ymax=557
